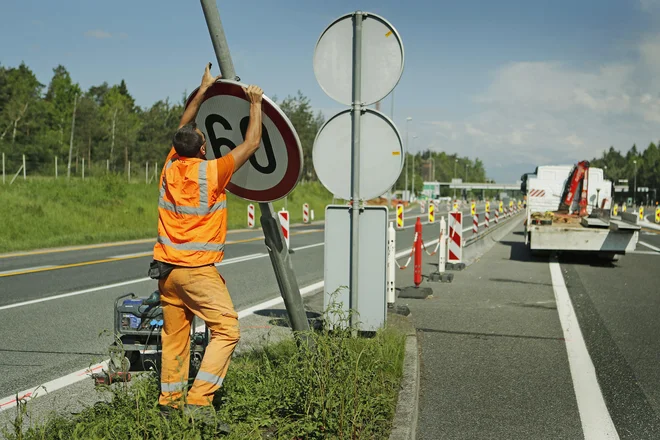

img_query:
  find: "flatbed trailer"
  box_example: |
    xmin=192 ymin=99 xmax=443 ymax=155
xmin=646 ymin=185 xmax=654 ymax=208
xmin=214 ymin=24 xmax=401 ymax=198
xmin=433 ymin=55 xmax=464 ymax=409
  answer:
xmin=525 ymin=212 xmax=640 ymax=259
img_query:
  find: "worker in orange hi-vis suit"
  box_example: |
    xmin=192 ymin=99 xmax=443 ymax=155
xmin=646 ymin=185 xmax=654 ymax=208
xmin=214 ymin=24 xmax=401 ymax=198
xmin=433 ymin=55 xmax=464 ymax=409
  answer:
xmin=148 ymin=63 xmax=264 ymax=431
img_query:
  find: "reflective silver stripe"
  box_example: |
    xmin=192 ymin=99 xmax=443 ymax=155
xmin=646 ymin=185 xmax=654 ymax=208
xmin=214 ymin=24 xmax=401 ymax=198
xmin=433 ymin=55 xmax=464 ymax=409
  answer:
xmin=158 ymin=199 xmax=226 ymax=216
xmin=198 ymin=161 xmax=208 ymax=210
xmin=158 ymin=160 xmax=225 ymax=216
xmin=195 ymin=371 xmax=224 ymax=387
xmin=161 ymin=381 xmax=187 ymax=392
xmin=158 ymin=236 xmax=225 ymax=252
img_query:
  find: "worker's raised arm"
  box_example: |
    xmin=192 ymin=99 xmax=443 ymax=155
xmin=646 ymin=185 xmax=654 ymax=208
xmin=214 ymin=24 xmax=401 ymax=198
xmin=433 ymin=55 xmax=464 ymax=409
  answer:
xmin=229 ymin=85 xmax=263 ymax=172
xmin=178 ymin=63 xmax=221 ymax=129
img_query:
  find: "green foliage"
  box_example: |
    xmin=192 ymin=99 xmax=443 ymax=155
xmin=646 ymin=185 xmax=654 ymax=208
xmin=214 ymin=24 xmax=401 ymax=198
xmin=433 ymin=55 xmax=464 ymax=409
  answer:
xmin=2 ymin=304 xmax=405 ymax=440
xmin=591 ymin=142 xmax=660 ymax=203
xmin=0 ymin=179 xmax=333 ymax=253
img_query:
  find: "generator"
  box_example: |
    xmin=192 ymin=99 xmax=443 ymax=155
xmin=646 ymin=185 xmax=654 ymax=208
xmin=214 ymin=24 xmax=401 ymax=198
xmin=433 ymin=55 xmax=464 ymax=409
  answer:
xmin=104 ymin=291 xmax=210 ymax=380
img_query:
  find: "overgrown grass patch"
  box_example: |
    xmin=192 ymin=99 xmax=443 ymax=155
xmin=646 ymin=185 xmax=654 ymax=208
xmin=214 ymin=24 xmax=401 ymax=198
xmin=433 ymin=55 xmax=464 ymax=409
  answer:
xmin=0 ymin=176 xmax=334 ymax=253
xmin=3 ymin=318 xmax=405 ymax=439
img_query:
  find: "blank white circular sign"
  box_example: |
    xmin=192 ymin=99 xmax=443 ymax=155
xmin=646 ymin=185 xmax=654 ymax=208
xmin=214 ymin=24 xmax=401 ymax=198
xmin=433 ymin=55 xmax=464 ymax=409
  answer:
xmin=313 ymin=12 xmax=404 ymax=106
xmin=313 ymin=109 xmax=403 ymax=200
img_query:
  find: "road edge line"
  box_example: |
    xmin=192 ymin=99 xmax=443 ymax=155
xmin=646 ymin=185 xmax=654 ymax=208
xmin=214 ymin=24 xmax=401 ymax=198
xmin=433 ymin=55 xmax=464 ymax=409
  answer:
xmin=548 ymin=259 xmax=619 ymax=439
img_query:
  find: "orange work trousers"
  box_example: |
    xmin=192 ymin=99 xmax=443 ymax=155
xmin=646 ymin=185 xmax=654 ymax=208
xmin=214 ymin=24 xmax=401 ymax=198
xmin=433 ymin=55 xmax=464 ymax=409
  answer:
xmin=158 ymin=265 xmax=239 ymax=407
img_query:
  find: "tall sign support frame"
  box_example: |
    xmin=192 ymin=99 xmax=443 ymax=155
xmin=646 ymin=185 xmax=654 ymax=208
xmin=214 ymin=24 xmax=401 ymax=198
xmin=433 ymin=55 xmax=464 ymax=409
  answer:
xmin=348 ymin=12 xmax=364 ymax=331
xmin=199 ymin=0 xmax=310 ymax=335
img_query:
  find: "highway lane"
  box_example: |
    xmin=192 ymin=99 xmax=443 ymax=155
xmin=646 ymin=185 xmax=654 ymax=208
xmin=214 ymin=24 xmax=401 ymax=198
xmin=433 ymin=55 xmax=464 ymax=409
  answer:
xmin=0 ymin=208 xmax=462 ymax=399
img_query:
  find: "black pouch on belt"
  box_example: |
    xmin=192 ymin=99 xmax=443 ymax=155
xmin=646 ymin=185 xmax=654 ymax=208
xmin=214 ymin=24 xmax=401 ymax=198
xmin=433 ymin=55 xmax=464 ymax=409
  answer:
xmin=148 ymin=260 xmax=175 ymax=280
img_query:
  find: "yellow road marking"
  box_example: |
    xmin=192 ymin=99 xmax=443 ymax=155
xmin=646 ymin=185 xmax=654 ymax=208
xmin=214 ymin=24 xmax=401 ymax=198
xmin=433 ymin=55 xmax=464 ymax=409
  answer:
xmin=641 ymin=228 xmax=660 ymax=235
xmin=0 ymin=229 xmax=325 ymax=278
xmin=0 ymin=228 xmax=281 ymax=260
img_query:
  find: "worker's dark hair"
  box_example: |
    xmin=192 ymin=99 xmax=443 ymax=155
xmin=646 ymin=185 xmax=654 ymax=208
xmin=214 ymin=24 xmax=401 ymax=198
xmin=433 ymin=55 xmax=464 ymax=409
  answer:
xmin=172 ymin=123 xmax=204 ymax=157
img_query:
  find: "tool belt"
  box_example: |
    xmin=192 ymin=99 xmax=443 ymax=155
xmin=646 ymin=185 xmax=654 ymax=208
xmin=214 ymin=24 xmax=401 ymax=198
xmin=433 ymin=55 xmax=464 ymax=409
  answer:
xmin=148 ymin=260 xmax=176 ymax=280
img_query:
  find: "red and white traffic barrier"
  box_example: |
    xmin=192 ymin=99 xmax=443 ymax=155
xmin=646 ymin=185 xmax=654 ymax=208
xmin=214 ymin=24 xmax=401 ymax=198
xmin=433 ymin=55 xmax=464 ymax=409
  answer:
xmin=485 ymin=209 xmax=489 ymax=228
xmin=302 ymin=203 xmax=310 ymax=224
xmin=278 ymin=210 xmax=290 ymax=250
xmin=420 ymin=200 xmax=426 ymax=214
xmin=495 ymin=210 xmax=499 ymax=224
xmin=473 ymin=213 xmax=479 ymax=234
xmin=247 ymin=203 xmax=255 ymax=228
xmin=448 ymin=212 xmax=463 ymax=263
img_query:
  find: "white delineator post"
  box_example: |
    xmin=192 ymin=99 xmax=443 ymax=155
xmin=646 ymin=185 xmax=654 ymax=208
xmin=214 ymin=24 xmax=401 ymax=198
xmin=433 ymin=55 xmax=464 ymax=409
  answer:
xmin=386 ymin=222 xmax=396 ymax=305
xmin=247 ymin=204 xmax=255 ymax=228
xmin=278 ymin=210 xmax=290 ymax=250
xmin=438 ymin=216 xmax=446 ymax=273
xmin=311 ymin=209 xmax=315 ymax=221
xmin=303 ymin=203 xmax=310 ymax=224
xmin=473 ymin=212 xmax=478 ymax=235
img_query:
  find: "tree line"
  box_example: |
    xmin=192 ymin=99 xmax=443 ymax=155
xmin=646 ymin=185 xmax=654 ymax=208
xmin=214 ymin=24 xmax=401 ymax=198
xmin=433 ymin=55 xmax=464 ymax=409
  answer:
xmin=589 ymin=143 xmax=660 ymax=202
xmin=0 ymin=63 xmax=324 ymax=180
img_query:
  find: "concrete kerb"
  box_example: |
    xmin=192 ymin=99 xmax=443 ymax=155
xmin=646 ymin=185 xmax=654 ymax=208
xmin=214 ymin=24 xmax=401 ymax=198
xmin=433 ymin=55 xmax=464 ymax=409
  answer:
xmin=388 ymin=314 xmax=419 ymax=440
xmin=462 ymin=215 xmax=524 ymax=267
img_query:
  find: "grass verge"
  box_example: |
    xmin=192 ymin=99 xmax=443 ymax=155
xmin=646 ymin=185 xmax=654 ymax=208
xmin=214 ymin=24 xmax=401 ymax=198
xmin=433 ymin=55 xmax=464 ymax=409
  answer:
xmin=3 ymin=317 xmax=405 ymax=439
xmin=0 ymin=176 xmax=334 ymax=253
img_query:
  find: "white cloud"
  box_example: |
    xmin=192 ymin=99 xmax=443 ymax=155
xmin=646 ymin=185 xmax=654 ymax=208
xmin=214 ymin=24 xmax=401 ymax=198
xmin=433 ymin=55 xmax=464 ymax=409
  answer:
xmin=85 ymin=29 xmax=112 ymax=39
xmin=420 ymin=33 xmax=660 ymax=181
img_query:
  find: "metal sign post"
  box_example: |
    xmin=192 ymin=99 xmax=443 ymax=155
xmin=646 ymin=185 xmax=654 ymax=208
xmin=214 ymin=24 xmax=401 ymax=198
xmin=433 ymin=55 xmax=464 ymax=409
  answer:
xmin=200 ymin=0 xmax=309 ymax=335
xmin=349 ymin=12 xmax=364 ymax=330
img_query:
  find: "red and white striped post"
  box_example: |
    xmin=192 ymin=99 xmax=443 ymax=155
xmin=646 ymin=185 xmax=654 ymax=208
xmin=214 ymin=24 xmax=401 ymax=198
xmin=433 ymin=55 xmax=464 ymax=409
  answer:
xmin=448 ymin=212 xmax=463 ymax=264
xmin=495 ymin=209 xmax=499 ymax=224
xmin=473 ymin=213 xmax=479 ymax=234
xmin=278 ymin=210 xmax=290 ymax=251
xmin=247 ymin=204 xmax=255 ymax=228
xmin=485 ymin=209 xmax=489 ymax=228
xmin=302 ymin=203 xmax=310 ymax=224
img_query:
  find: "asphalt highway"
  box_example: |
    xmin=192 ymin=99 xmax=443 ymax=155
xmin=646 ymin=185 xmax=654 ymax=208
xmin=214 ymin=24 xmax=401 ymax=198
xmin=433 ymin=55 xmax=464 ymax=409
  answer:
xmin=0 ymin=204 xmax=480 ymax=400
xmin=1 ymin=205 xmax=658 ymax=439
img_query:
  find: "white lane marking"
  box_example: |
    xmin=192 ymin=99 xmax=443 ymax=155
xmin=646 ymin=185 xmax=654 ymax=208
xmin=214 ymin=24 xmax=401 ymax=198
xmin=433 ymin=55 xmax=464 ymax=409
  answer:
xmin=0 ymin=265 xmax=54 ymax=276
xmin=292 ymin=242 xmax=324 ymax=252
xmin=629 ymin=250 xmax=660 ymax=256
xmin=107 ymin=252 xmax=152 ymax=259
xmin=549 ymin=260 xmax=619 ymax=439
xmin=638 ymin=241 xmax=660 ymax=252
xmin=0 ymin=278 xmax=152 ymax=312
xmin=0 ymin=244 xmax=315 ymax=312
xmin=0 ymin=280 xmax=326 ymax=412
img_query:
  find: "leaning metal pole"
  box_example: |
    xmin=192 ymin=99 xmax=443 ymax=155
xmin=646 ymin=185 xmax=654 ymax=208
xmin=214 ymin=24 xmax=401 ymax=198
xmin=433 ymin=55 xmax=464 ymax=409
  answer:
xmin=200 ymin=0 xmax=310 ymax=335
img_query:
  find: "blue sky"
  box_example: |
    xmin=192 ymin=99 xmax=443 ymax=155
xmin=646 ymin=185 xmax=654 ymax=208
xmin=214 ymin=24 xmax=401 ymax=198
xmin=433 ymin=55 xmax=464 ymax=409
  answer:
xmin=3 ymin=0 xmax=660 ymax=181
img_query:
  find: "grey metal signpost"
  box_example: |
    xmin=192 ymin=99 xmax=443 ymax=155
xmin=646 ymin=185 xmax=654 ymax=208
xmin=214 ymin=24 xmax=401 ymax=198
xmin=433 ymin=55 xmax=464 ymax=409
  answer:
xmin=200 ymin=0 xmax=309 ymax=335
xmin=349 ymin=13 xmax=364 ymax=329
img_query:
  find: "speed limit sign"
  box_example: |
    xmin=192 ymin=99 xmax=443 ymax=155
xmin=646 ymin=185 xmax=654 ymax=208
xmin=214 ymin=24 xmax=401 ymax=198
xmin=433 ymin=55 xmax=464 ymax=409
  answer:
xmin=186 ymin=80 xmax=303 ymax=203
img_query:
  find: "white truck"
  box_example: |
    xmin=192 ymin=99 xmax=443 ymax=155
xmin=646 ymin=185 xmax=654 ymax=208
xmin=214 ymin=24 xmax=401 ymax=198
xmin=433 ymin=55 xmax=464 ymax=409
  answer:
xmin=524 ymin=163 xmax=640 ymax=260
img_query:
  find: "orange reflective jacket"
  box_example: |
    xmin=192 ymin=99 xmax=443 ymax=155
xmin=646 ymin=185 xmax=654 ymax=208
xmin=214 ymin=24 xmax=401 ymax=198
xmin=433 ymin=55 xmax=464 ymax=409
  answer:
xmin=153 ymin=151 xmax=235 ymax=267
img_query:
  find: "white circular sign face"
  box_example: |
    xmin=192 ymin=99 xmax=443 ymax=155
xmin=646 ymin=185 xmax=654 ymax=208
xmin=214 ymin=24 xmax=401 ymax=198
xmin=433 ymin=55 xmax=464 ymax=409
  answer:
xmin=313 ymin=12 xmax=404 ymax=106
xmin=313 ymin=109 xmax=403 ymax=200
xmin=187 ymin=81 xmax=303 ymax=202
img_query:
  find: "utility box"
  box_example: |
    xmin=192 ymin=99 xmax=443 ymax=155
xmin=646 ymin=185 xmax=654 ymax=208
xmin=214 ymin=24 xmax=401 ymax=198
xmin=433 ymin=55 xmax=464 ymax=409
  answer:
xmin=324 ymin=205 xmax=388 ymax=332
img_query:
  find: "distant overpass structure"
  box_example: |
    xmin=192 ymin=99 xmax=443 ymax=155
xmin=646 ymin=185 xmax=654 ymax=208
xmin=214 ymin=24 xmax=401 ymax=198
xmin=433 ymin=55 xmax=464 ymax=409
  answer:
xmin=422 ymin=179 xmax=523 ymax=199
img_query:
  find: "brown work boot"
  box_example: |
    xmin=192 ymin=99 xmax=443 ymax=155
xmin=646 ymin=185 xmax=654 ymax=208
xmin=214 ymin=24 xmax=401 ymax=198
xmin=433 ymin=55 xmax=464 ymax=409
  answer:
xmin=182 ymin=404 xmax=231 ymax=434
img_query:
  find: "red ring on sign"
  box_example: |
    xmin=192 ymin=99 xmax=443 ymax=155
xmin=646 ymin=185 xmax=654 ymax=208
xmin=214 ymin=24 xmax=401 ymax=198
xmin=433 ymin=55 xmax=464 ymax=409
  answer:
xmin=186 ymin=81 xmax=302 ymax=202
